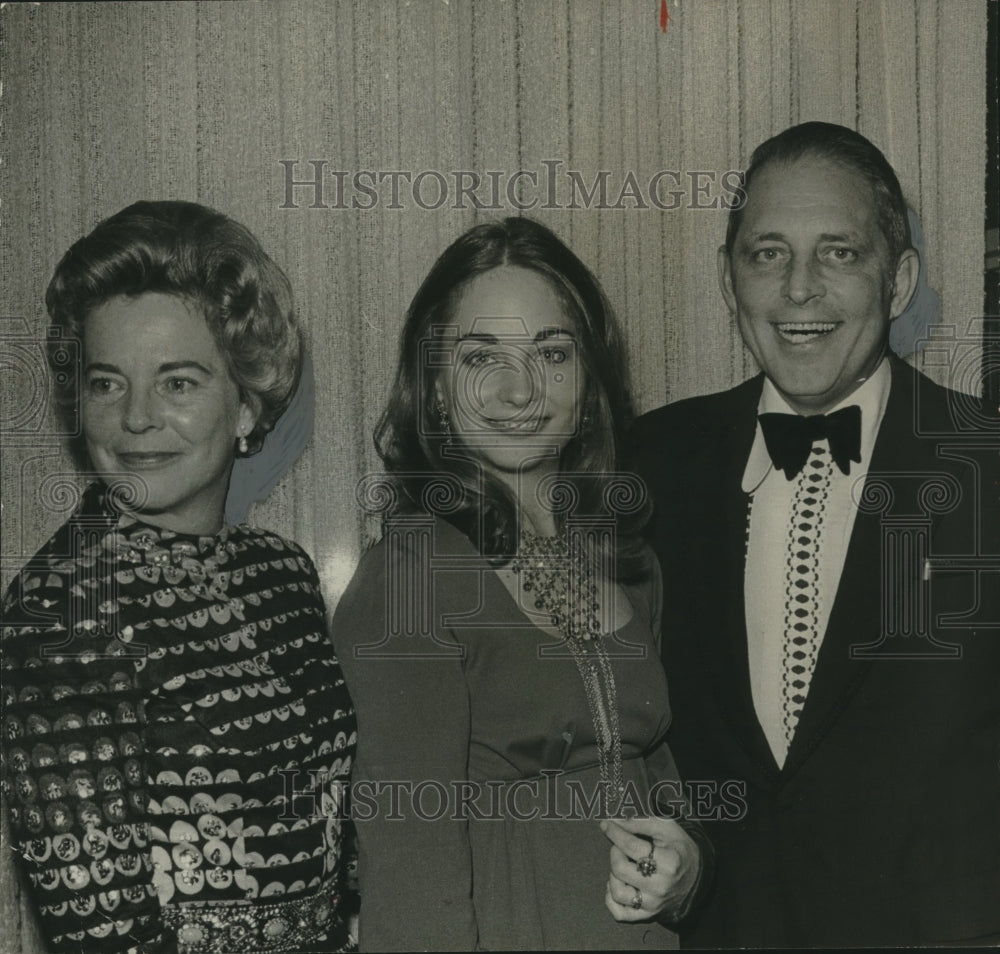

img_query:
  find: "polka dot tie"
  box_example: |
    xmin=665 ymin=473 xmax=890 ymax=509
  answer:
xmin=782 ymin=441 xmax=833 ymax=745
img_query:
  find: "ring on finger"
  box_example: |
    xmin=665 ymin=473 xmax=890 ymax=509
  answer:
xmin=630 ymin=887 xmax=643 ymax=910
xmin=637 ymin=842 xmax=657 ymax=878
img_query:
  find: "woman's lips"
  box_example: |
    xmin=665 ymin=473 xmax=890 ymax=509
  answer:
xmin=481 ymin=417 xmax=547 ymax=432
xmin=116 ymin=452 xmax=181 ymax=469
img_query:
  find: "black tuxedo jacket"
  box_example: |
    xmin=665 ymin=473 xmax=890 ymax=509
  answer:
xmin=631 ymin=359 xmax=1000 ymax=947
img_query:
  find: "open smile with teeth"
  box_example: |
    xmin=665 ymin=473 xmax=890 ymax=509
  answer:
xmin=775 ymin=322 xmax=839 ymax=343
xmin=485 ymin=418 xmax=545 ymax=431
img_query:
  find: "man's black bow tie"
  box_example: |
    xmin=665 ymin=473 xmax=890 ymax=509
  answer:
xmin=758 ymin=405 xmax=862 ymax=479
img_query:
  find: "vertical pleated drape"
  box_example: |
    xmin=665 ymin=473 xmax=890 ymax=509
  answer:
xmin=0 ymin=2 xmax=987 ymax=950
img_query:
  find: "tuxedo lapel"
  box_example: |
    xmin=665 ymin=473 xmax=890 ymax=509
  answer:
xmin=781 ymin=494 xmax=882 ymax=775
xmin=696 ymin=379 xmax=784 ymax=781
xmin=782 ymin=359 xmax=937 ymax=775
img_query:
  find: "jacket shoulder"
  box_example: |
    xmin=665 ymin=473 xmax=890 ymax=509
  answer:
xmin=884 ymin=360 xmax=1000 ymax=458
xmin=630 ymin=376 xmax=762 ymax=459
xmin=902 ymin=362 xmax=999 ymax=426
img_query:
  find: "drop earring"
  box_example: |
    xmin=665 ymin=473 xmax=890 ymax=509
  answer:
xmin=436 ymin=401 xmax=453 ymax=446
xmin=238 ymin=432 xmax=249 ymax=455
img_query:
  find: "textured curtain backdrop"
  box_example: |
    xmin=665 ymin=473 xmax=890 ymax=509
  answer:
xmin=0 ymin=2 xmax=986 ymax=950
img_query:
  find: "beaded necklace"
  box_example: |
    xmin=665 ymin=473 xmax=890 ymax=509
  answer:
xmin=510 ymin=529 xmax=624 ymax=809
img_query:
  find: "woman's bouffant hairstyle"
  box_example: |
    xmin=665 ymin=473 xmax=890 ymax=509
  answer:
xmin=375 ymin=216 xmax=651 ymax=579
xmin=45 ymin=200 xmax=301 ymax=455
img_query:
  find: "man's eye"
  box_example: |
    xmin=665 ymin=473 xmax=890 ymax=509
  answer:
xmin=826 ymin=247 xmax=859 ymax=263
xmin=751 ymin=248 xmax=783 ymax=263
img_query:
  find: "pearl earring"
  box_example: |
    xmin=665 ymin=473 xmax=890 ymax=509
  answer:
xmin=238 ymin=433 xmax=249 ymax=454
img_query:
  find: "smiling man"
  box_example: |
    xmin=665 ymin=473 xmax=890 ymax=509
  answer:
xmin=631 ymin=122 xmax=1000 ymax=947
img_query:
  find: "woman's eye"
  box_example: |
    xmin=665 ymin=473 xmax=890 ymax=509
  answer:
xmin=463 ymin=349 xmax=495 ymax=367
xmin=162 ymin=377 xmax=197 ymax=394
xmin=86 ymin=377 xmax=123 ymax=398
xmin=541 ymin=346 xmax=568 ymax=364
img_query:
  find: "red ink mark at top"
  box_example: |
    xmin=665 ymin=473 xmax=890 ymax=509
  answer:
xmin=660 ymin=0 xmax=670 ymax=33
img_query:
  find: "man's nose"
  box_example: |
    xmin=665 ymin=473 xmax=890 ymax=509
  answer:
xmin=783 ymin=254 xmax=825 ymax=305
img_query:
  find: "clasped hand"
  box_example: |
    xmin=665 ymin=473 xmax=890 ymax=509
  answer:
xmin=602 ymin=816 xmax=700 ymax=923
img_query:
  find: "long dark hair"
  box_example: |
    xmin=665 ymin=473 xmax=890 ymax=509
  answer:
xmin=374 ymin=217 xmax=651 ymax=579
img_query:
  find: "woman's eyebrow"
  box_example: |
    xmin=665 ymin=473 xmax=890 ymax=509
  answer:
xmin=457 ymin=332 xmax=500 ymax=344
xmin=83 ymin=359 xmax=215 ymax=374
xmin=534 ymin=327 xmax=576 ymax=342
xmin=158 ymin=360 xmax=214 ymax=375
xmin=456 ymin=328 xmax=576 ymax=343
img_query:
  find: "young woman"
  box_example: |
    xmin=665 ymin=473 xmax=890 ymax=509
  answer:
xmin=333 ymin=217 xmax=708 ymax=951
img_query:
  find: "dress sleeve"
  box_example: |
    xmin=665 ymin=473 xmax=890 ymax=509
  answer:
xmin=1 ymin=563 xmax=172 ymax=953
xmin=331 ymin=530 xmax=478 ymax=952
xmin=294 ymin=541 xmax=361 ymax=920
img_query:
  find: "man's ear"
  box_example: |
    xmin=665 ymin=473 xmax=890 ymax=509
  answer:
xmin=718 ymin=244 xmax=738 ymax=316
xmin=889 ymin=248 xmax=920 ymax=320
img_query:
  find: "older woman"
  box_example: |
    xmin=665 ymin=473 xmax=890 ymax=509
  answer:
xmin=333 ymin=217 xmax=710 ymax=951
xmin=1 ymin=201 xmax=356 ymax=953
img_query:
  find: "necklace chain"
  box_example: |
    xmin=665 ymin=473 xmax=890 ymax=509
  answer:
xmin=511 ymin=529 xmax=624 ymax=808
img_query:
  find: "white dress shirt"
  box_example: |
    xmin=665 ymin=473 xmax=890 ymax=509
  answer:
xmin=742 ymin=358 xmax=891 ymax=767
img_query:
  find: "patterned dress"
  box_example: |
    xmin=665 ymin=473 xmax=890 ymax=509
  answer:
xmin=1 ymin=483 xmax=357 ymax=953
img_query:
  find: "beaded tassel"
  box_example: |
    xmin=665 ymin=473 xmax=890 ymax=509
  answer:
xmin=511 ymin=529 xmax=624 ymax=808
